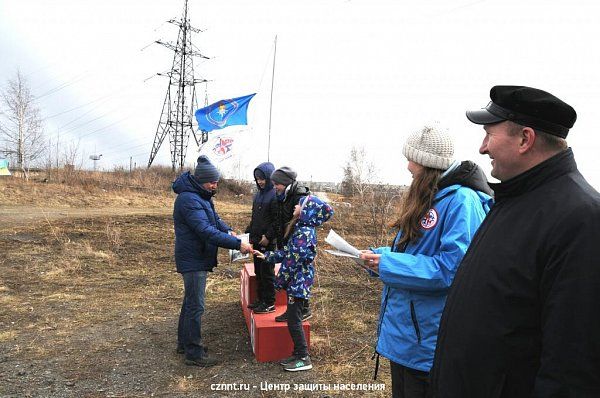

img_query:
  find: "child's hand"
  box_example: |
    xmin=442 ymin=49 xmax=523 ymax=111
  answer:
xmin=252 ymin=250 xmax=266 ymax=260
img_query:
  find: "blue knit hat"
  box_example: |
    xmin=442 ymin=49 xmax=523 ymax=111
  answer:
xmin=194 ymin=155 xmax=220 ymax=183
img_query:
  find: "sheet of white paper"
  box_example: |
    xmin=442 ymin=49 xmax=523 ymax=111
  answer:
xmin=324 ymin=230 xmax=379 ymax=276
xmin=324 ymin=229 xmax=362 ymax=257
xmin=323 ymin=249 xmax=359 ymax=258
xmin=229 ymin=233 xmax=250 ymax=262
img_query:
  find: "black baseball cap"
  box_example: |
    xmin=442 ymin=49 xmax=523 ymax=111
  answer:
xmin=466 ymin=85 xmax=577 ymax=138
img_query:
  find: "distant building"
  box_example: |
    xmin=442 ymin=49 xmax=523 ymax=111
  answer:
xmin=298 ymin=181 xmax=342 ymax=193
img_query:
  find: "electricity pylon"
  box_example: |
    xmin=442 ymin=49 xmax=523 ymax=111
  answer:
xmin=148 ymin=0 xmax=207 ymax=171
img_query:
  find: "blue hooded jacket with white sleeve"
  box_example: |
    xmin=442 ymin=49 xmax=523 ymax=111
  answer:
xmin=264 ymin=195 xmax=334 ymax=299
xmin=373 ymin=161 xmax=493 ymax=372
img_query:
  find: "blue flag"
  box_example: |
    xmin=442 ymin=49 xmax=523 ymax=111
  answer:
xmin=195 ymin=93 xmax=256 ymax=132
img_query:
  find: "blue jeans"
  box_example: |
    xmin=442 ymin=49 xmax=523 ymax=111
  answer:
xmin=177 ymin=271 xmax=208 ymax=360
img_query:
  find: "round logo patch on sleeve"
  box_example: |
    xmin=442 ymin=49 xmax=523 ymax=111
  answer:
xmin=420 ymin=208 xmax=438 ymax=230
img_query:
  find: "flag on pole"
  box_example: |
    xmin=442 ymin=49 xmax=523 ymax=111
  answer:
xmin=200 ymin=134 xmax=236 ymax=162
xmin=195 ymin=93 xmax=256 ymax=132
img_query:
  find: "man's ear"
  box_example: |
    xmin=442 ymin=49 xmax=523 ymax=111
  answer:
xmin=518 ymin=127 xmax=536 ymax=154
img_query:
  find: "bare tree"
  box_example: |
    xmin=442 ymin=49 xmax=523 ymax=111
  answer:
xmin=61 ymin=140 xmax=84 ymax=183
xmin=340 ymin=146 xmax=407 ymax=246
xmin=341 ymin=146 xmax=376 ymax=198
xmin=0 ymin=71 xmax=45 ymax=179
xmin=365 ymin=185 xmax=405 ymax=247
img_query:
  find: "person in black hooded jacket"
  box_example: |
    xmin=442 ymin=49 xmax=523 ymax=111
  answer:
xmin=431 ymin=86 xmax=600 ymax=397
xmin=245 ymin=162 xmax=278 ymax=314
xmin=270 ymin=166 xmax=312 ymax=322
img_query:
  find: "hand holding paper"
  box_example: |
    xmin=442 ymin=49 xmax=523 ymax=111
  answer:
xmin=359 ymin=252 xmax=381 ymax=272
xmin=324 ymin=229 xmax=361 ymax=257
xmin=324 ymin=229 xmax=379 ymax=276
xmin=230 ymin=233 xmax=251 ymax=262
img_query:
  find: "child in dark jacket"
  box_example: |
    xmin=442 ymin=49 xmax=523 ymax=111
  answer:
xmin=245 ymin=162 xmax=278 ymax=313
xmin=254 ymin=195 xmax=334 ymax=372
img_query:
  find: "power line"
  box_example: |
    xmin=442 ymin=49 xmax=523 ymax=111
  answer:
xmin=101 ymin=137 xmax=152 ymax=153
xmin=61 ymin=110 xmax=118 ymax=135
xmin=42 ymin=95 xmax=112 ymax=121
xmin=75 ymin=116 xmax=132 ymax=140
xmin=34 ymin=74 xmax=88 ymax=100
xmin=102 ymin=141 xmax=153 ymax=156
xmin=114 ymin=149 xmax=153 ymax=164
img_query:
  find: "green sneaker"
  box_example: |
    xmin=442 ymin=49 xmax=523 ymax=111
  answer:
xmin=279 ymin=354 xmax=298 ymax=366
xmin=283 ymin=355 xmax=312 ymax=372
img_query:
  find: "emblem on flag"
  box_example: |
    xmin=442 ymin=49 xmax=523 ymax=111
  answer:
xmin=212 ymin=137 xmax=234 ymax=157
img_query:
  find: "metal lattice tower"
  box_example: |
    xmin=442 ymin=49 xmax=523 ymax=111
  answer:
xmin=148 ymin=0 xmax=207 ymax=171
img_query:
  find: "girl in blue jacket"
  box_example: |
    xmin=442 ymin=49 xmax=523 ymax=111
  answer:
xmin=254 ymin=195 xmax=334 ymax=372
xmin=360 ymin=126 xmax=493 ymax=398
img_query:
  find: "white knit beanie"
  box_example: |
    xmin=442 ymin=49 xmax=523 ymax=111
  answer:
xmin=402 ymin=125 xmax=455 ymax=170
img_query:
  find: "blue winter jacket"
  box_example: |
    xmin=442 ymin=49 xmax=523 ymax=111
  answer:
xmin=374 ymin=182 xmax=492 ymax=372
xmin=265 ymin=195 xmax=334 ymax=299
xmin=172 ymin=171 xmax=241 ymax=273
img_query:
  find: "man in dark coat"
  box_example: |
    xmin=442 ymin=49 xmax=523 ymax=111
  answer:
xmin=430 ymin=86 xmax=600 ymax=397
xmin=270 ymin=166 xmax=311 ymax=322
xmin=245 ymin=162 xmax=278 ymax=313
xmin=172 ymin=155 xmax=253 ymax=367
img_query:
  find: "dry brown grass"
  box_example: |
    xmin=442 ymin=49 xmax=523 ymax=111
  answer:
xmin=0 ymin=176 xmax=396 ymax=397
xmin=1 ymin=167 xmax=253 ymax=209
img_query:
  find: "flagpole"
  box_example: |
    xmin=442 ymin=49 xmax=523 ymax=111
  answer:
xmin=267 ymin=35 xmax=277 ymax=162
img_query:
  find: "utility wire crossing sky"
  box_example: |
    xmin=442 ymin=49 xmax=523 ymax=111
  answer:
xmin=1 ymin=0 xmax=599 ymax=188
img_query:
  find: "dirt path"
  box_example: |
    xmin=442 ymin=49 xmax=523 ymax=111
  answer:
xmin=0 ymin=202 xmax=388 ymax=397
xmin=0 ymin=205 xmax=171 ymax=226
xmin=313 ymin=191 xmax=331 ymax=202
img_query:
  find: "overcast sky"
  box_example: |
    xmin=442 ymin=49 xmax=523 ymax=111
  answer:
xmin=1 ymin=0 xmax=599 ymax=188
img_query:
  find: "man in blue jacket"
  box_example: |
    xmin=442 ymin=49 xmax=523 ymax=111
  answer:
xmin=173 ymin=155 xmax=253 ymax=367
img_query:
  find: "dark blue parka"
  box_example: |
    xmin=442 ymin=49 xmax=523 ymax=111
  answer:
xmin=172 ymin=171 xmax=241 ymax=273
xmin=245 ymin=162 xmax=277 ymax=248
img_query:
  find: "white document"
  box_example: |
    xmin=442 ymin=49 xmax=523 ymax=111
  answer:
xmin=229 ymin=233 xmax=250 ymax=262
xmin=324 ymin=229 xmax=379 ymax=276
xmin=324 ymin=229 xmax=362 ymax=258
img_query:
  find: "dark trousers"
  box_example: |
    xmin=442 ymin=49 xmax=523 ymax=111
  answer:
xmin=177 ymin=271 xmax=207 ymax=360
xmin=287 ymin=296 xmax=308 ymax=357
xmin=282 ymin=293 xmax=310 ymax=312
xmin=253 ymin=255 xmax=275 ymax=305
xmin=390 ymin=361 xmax=430 ymax=398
